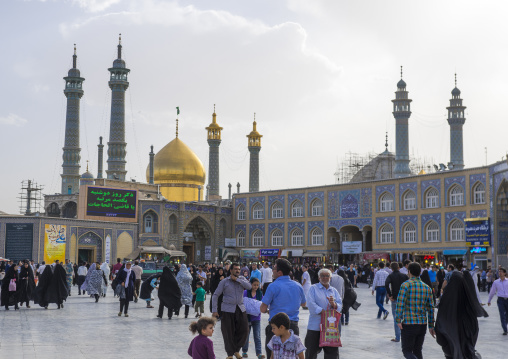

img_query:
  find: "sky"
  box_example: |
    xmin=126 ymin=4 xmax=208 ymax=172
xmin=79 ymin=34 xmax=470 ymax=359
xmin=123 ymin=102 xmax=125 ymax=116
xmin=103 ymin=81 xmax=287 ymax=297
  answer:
xmin=1 ymin=0 xmax=507 ymax=214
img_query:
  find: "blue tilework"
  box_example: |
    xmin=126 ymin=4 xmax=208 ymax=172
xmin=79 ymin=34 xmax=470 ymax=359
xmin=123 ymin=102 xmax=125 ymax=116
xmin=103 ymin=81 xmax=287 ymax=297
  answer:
xmin=141 ymin=237 xmax=160 ymax=245
xmin=376 ymin=217 xmax=396 ymax=243
xmin=399 ymin=182 xmax=417 ymax=210
xmin=235 ymin=197 xmax=247 ymax=208
xmin=249 ymin=196 xmax=266 ymax=219
xmin=399 ymin=215 xmax=418 ymax=243
xmin=444 ymin=176 xmax=466 ymax=206
xmin=470 ymin=210 xmax=488 ymax=218
xmin=421 ymin=214 xmax=441 ymax=242
xmin=249 ymin=223 xmax=265 ymax=246
xmin=308 ymin=192 xmax=324 ymax=216
xmin=328 ymin=218 xmax=372 ymax=231
xmin=164 ymin=203 xmax=179 ymax=210
xmin=361 ymin=188 xmax=372 ymax=217
xmin=307 ymin=221 xmax=324 ymax=245
xmin=268 ymin=223 xmax=285 ymax=246
xmin=142 ymin=204 xmax=161 ymax=214
xmin=340 ymin=191 xmax=359 ymax=218
xmin=376 ymin=185 xmax=396 ymax=212
xmin=288 ymin=222 xmax=305 ymax=244
xmin=444 ymin=211 xmax=466 ymax=242
xmin=268 ymin=195 xmax=285 ymax=219
xmin=288 ymin=193 xmax=305 ymax=217
xmin=235 ymin=224 xmax=246 ymax=235
xmin=421 ymin=179 xmax=441 ymax=208
xmin=328 ymin=191 xmax=339 ymax=219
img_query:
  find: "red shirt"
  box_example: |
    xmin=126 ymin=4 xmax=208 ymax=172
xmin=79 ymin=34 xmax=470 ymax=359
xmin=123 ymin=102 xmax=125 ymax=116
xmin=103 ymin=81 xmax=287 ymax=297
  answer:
xmin=112 ymin=263 xmax=122 ymax=275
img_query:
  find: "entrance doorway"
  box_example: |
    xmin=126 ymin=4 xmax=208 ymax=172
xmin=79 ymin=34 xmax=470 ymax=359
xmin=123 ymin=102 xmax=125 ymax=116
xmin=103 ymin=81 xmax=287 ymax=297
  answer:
xmin=78 ymin=249 xmax=94 ymax=264
xmin=183 ymin=243 xmax=195 ymax=264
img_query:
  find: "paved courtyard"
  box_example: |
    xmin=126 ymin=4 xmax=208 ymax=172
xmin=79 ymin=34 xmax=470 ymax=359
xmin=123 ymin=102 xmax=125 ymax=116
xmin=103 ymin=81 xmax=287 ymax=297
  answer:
xmin=0 ymin=283 xmax=505 ymax=359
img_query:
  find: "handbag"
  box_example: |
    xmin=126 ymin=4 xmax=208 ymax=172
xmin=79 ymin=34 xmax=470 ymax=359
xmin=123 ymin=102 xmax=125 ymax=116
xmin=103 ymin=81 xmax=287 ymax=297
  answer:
xmin=9 ymin=279 xmax=16 ymax=291
xmin=319 ymin=307 xmax=342 ymax=347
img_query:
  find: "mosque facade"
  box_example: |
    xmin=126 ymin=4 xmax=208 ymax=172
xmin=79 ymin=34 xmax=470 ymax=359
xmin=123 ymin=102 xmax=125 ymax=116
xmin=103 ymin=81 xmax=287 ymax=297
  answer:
xmin=0 ymin=39 xmax=507 ymax=270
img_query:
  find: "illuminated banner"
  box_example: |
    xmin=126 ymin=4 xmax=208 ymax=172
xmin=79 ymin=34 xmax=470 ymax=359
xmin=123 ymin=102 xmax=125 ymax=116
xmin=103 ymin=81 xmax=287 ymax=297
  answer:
xmin=86 ymin=187 xmax=137 ymax=218
xmin=465 ymin=217 xmax=490 ymax=247
xmin=260 ymin=249 xmax=279 ymax=256
xmin=44 ymin=224 xmax=66 ymax=263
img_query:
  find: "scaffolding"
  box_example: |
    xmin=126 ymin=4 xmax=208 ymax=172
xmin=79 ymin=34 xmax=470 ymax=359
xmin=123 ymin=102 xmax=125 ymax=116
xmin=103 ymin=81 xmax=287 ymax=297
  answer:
xmin=18 ymin=180 xmax=44 ymax=215
xmin=334 ymin=151 xmax=436 ymax=184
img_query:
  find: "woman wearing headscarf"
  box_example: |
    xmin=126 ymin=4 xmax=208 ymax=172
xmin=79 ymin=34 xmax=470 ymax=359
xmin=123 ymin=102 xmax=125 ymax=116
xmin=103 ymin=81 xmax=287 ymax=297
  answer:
xmin=157 ymin=266 xmax=182 ymax=320
xmin=115 ymin=261 xmax=135 ymax=317
xmin=100 ymin=262 xmax=111 ymax=297
xmin=435 ymin=271 xmax=487 ymax=359
xmin=80 ymin=262 xmax=95 ymax=296
xmin=87 ymin=262 xmax=108 ymax=302
xmin=140 ymin=273 xmax=161 ymax=308
xmin=1 ymin=264 xmax=20 ymax=310
xmin=64 ymin=259 xmax=74 ymax=296
xmin=46 ymin=263 xmax=69 ymax=309
xmin=176 ymin=264 xmax=193 ymax=318
xmin=18 ymin=261 xmax=35 ymax=308
xmin=209 ymin=266 xmax=225 ymax=316
xmin=34 ymin=265 xmax=53 ymax=309
xmin=420 ymin=269 xmax=436 ymax=305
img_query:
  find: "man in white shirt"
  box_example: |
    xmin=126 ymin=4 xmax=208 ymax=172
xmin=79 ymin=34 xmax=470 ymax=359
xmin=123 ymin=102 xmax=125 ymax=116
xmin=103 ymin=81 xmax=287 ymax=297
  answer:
xmin=197 ymin=265 xmax=207 ymax=286
xmin=131 ymin=260 xmax=144 ymax=303
xmin=37 ymin=261 xmax=46 ymax=276
xmin=372 ymin=261 xmax=390 ymax=320
xmin=301 ymin=264 xmax=312 ymax=308
xmin=77 ymin=262 xmax=88 ymax=295
xmin=400 ymin=260 xmax=410 ymax=275
xmin=260 ymin=262 xmax=273 ymax=295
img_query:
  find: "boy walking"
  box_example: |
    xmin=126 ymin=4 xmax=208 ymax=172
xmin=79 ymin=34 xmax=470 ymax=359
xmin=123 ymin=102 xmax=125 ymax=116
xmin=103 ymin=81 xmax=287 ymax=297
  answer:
xmin=194 ymin=282 xmax=206 ymax=318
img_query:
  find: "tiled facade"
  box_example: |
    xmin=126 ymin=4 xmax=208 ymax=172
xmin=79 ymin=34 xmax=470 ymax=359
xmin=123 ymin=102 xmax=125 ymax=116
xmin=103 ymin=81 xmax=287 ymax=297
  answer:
xmin=233 ymin=162 xmax=508 ymax=268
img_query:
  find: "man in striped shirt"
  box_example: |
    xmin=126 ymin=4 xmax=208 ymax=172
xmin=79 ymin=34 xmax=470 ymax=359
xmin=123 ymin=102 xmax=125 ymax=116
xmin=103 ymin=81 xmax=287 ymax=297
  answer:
xmin=395 ymin=262 xmax=435 ymax=359
xmin=372 ymin=261 xmax=390 ymax=320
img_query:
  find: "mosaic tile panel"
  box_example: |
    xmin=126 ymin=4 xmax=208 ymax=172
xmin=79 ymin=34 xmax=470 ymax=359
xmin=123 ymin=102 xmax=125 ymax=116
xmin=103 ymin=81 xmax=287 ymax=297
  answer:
xmin=399 ymin=215 xmax=418 ymax=243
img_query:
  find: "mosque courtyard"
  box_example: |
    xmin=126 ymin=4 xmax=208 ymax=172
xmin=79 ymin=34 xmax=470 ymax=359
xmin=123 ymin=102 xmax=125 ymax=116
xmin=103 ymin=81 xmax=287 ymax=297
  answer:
xmin=0 ymin=283 xmax=504 ymax=359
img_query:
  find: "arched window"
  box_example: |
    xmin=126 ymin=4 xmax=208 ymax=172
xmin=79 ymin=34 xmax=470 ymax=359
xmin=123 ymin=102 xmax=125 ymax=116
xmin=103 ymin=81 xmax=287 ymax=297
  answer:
xmin=271 ymin=229 xmax=283 ymax=246
xmin=291 ymin=228 xmax=304 ymax=246
xmin=425 ymin=221 xmax=439 ymax=242
xmin=403 ymin=190 xmax=416 ymax=210
xmin=237 ymin=231 xmax=245 ymax=247
xmin=473 ymin=182 xmax=486 ymax=204
xmin=237 ymin=204 xmax=246 ymax=220
xmin=449 ymin=185 xmax=464 ymax=206
xmin=62 ymin=201 xmax=77 ymax=218
xmin=311 ymin=199 xmax=323 ymax=216
xmin=253 ymin=203 xmax=264 ymax=220
xmin=47 ymin=202 xmax=60 ymax=217
xmin=291 ymin=201 xmax=303 ymax=217
xmin=380 ymin=193 xmax=394 ymax=212
xmin=425 ymin=188 xmax=439 ymax=208
xmin=450 ymin=219 xmax=464 ymax=241
xmin=143 ymin=211 xmax=158 ymax=233
xmin=380 ymin=224 xmax=394 ymax=243
xmin=403 ymin=222 xmax=416 ymax=243
xmin=169 ymin=214 xmax=178 ymax=234
xmin=311 ymin=228 xmax=324 ymax=245
xmin=271 ymin=202 xmax=283 ymax=219
xmin=252 ymin=230 xmax=264 ymax=246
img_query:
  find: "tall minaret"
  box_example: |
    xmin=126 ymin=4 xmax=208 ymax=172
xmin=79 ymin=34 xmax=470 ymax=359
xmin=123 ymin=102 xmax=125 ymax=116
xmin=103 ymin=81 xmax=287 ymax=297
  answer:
xmin=447 ymin=74 xmax=466 ymax=170
xmin=61 ymin=44 xmax=85 ymax=194
xmin=106 ymin=34 xmax=130 ymax=181
xmin=97 ymin=136 xmax=104 ymax=179
xmin=247 ymin=114 xmax=262 ymax=192
xmin=206 ymin=105 xmax=223 ymax=200
xmin=392 ymin=66 xmax=412 ymax=177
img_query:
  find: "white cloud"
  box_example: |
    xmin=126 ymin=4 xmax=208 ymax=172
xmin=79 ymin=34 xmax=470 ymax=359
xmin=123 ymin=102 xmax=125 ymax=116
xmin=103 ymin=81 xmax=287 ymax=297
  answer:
xmin=0 ymin=113 xmax=28 ymax=127
xmin=73 ymin=0 xmax=123 ymax=12
xmin=32 ymin=84 xmax=50 ymax=93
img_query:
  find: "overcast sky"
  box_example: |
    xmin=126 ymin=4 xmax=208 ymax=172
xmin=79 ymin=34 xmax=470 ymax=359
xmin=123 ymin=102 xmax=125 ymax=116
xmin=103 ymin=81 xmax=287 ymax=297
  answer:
xmin=1 ymin=0 xmax=507 ymax=214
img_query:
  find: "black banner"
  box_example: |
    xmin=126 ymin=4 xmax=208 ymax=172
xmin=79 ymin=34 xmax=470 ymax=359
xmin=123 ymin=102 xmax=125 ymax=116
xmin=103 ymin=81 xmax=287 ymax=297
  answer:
xmin=5 ymin=223 xmax=33 ymax=260
xmin=86 ymin=187 xmax=137 ymax=218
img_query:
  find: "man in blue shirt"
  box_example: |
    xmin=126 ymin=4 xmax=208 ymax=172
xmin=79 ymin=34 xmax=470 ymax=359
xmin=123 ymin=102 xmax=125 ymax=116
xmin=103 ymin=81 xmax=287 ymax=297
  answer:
xmin=260 ymin=258 xmax=306 ymax=359
xmin=428 ymin=265 xmax=438 ymax=296
xmin=250 ymin=263 xmax=262 ymax=282
xmin=305 ymin=268 xmax=342 ymax=359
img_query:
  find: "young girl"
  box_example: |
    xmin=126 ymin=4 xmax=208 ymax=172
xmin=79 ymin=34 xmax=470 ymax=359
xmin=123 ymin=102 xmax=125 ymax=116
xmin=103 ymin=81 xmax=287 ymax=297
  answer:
xmin=242 ymin=277 xmax=264 ymax=359
xmin=188 ymin=316 xmax=217 ymax=359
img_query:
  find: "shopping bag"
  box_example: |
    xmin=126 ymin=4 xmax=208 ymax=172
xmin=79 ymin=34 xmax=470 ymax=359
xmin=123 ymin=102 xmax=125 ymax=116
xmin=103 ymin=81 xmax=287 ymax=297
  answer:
xmin=9 ymin=279 xmax=16 ymax=291
xmin=319 ymin=308 xmax=342 ymax=347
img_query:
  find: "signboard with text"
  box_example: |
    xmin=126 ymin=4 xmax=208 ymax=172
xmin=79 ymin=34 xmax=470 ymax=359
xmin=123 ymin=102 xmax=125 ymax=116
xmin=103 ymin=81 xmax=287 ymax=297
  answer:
xmin=205 ymin=246 xmax=212 ymax=260
xmin=465 ymin=218 xmax=490 ymax=247
xmin=260 ymin=248 xmax=279 ymax=256
xmin=341 ymin=241 xmax=362 ymax=254
xmin=5 ymin=223 xmax=33 ymax=260
xmin=44 ymin=224 xmax=66 ymax=263
xmin=86 ymin=187 xmax=137 ymax=219
xmin=224 ymin=238 xmax=236 ymax=247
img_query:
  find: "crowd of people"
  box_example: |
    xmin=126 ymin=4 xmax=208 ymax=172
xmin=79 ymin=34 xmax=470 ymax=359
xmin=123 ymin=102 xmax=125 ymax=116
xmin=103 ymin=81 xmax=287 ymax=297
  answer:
xmin=1 ymin=257 xmax=507 ymax=359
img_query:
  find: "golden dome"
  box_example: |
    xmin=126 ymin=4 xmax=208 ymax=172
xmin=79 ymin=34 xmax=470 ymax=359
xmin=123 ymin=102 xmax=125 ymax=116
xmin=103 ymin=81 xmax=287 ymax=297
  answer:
xmin=147 ymin=137 xmax=206 ymax=186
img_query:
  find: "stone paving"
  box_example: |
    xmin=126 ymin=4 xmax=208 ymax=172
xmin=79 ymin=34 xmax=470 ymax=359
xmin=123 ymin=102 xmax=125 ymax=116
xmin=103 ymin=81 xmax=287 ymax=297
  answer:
xmin=0 ymin=283 xmax=505 ymax=359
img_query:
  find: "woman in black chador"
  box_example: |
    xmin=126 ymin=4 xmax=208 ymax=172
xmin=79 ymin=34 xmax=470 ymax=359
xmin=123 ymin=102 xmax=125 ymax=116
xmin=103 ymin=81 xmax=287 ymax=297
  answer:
xmin=209 ymin=267 xmax=225 ymax=316
xmin=19 ymin=261 xmax=35 ymax=308
xmin=1 ymin=264 xmax=20 ymax=310
xmin=156 ymin=266 xmax=181 ymax=320
xmin=435 ymin=271 xmax=488 ymax=359
xmin=45 ymin=264 xmax=69 ymax=309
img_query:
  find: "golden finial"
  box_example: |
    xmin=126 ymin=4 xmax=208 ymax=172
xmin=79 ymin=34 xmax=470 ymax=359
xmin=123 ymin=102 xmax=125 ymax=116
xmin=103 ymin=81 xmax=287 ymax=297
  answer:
xmin=176 ymin=118 xmax=179 ymax=138
xmin=214 ymin=104 xmax=216 ymax=113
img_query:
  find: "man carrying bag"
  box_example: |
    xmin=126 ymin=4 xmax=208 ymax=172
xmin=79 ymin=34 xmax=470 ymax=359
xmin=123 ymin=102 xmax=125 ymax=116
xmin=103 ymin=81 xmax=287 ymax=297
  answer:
xmin=305 ymin=268 xmax=343 ymax=359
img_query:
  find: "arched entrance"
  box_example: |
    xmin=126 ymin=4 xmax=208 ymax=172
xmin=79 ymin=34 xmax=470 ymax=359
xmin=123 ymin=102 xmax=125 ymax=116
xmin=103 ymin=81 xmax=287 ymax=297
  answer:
xmin=117 ymin=232 xmax=133 ymax=260
xmin=338 ymin=225 xmax=363 ymax=265
xmin=327 ymin=227 xmax=340 ymax=263
xmin=183 ymin=216 xmax=213 ymax=264
xmin=78 ymin=232 xmax=103 ymax=263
